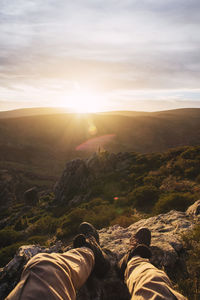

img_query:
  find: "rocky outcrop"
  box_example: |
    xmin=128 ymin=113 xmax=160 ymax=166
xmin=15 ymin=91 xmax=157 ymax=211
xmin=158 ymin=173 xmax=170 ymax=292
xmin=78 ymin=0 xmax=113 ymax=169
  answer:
xmin=100 ymin=210 xmax=193 ymax=267
xmin=54 ymin=152 xmax=133 ymax=205
xmin=1 ymin=201 xmax=199 ymax=299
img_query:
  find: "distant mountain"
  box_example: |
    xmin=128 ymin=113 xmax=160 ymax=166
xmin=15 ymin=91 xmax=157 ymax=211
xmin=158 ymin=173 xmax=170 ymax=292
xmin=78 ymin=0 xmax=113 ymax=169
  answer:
xmin=0 ymin=107 xmax=71 ymax=119
xmin=0 ymin=107 xmax=199 ymax=184
xmin=0 ymin=108 xmax=199 ymax=155
xmin=99 ymin=110 xmax=149 ymax=117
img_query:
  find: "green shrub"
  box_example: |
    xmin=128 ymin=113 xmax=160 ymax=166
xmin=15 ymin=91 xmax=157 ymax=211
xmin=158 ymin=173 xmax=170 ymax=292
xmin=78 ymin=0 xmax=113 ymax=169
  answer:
xmin=14 ymin=217 xmax=28 ymax=231
xmin=196 ymin=174 xmax=200 ymax=183
xmin=84 ymin=198 xmax=107 ymax=209
xmin=103 ymin=181 xmax=122 ymax=201
xmin=28 ymin=216 xmax=58 ymax=235
xmin=180 ymin=147 xmax=200 ymax=160
xmin=143 ymin=175 xmax=163 ymax=187
xmin=114 ymin=196 xmax=130 ymax=207
xmin=51 ymin=205 xmax=69 ymax=218
xmin=154 ymin=192 xmax=195 ymax=214
xmin=87 ymin=206 xmax=116 ymax=228
xmin=178 ymin=225 xmax=200 ymax=298
xmin=57 ymin=208 xmax=87 ymax=239
xmin=57 ymin=204 xmax=117 ymax=239
xmin=0 ymin=208 xmax=11 ymax=219
xmin=27 ymin=235 xmax=47 ymax=245
xmin=0 ymin=242 xmax=27 ymax=267
xmin=0 ymin=229 xmax=23 ymax=248
xmin=128 ymin=185 xmax=159 ymax=210
xmin=185 ymin=167 xmax=199 ymax=179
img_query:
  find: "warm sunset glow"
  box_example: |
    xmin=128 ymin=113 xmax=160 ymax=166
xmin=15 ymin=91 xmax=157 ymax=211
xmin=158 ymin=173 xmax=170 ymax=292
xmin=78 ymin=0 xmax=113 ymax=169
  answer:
xmin=1 ymin=1 xmax=200 ymax=112
xmin=65 ymin=89 xmax=104 ymax=113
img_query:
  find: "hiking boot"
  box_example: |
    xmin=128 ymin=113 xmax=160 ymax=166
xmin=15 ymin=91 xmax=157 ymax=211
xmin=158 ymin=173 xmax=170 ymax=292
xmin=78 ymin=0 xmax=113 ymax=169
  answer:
xmin=73 ymin=233 xmax=110 ymax=278
xmin=79 ymin=222 xmax=99 ymax=244
xmin=117 ymin=227 xmax=152 ymax=279
xmin=130 ymin=227 xmax=151 ymax=248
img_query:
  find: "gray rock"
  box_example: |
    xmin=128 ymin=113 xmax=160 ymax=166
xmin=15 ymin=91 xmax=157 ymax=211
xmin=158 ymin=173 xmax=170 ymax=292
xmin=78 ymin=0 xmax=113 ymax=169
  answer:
xmin=1 ymin=206 xmax=196 ymax=300
xmin=99 ymin=209 xmax=193 ymax=271
xmin=186 ymin=199 xmax=200 ymax=216
xmin=54 ymin=159 xmax=91 ymax=204
xmin=0 ymin=242 xmax=64 ymax=299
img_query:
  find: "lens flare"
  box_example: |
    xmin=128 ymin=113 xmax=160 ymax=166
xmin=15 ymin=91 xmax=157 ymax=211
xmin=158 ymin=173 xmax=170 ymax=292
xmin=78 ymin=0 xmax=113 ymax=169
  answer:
xmin=89 ymin=124 xmax=97 ymax=135
xmin=76 ymin=134 xmax=116 ymax=151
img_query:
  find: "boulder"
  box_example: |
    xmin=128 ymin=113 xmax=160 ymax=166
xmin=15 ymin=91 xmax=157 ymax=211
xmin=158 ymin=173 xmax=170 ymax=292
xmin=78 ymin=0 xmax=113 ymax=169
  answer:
xmin=0 ymin=206 xmax=196 ymax=300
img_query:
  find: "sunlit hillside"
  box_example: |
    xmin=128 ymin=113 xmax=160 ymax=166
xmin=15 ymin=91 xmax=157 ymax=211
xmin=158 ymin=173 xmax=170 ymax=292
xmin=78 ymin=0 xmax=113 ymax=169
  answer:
xmin=0 ymin=107 xmax=199 ymax=193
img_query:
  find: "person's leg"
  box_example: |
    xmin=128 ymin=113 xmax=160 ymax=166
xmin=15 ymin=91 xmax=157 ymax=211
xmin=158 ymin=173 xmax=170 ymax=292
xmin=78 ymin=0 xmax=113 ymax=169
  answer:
xmin=6 ymin=222 xmax=110 ymax=300
xmin=6 ymin=247 xmax=94 ymax=300
xmin=125 ymin=256 xmax=187 ymax=300
xmin=118 ymin=228 xmax=187 ymax=300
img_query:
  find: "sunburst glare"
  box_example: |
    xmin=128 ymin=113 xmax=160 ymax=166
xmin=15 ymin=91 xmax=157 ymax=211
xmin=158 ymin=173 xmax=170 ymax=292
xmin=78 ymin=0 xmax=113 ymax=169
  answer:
xmin=62 ymin=89 xmax=104 ymax=113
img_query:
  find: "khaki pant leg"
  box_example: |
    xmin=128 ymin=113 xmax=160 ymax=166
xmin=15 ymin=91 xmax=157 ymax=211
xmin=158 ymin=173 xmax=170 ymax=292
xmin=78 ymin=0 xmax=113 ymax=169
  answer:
xmin=125 ymin=256 xmax=187 ymax=300
xmin=6 ymin=247 xmax=94 ymax=300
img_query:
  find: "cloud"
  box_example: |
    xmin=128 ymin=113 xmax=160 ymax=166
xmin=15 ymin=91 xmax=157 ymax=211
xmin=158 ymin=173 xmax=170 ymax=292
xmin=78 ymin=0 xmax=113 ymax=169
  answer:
xmin=0 ymin=0 xmax=200 ymax=110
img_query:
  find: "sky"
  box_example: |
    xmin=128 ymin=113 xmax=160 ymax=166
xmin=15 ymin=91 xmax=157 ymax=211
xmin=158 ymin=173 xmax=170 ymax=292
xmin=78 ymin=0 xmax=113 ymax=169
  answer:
xmin=0 ymin=0 xmax=200 ymax=112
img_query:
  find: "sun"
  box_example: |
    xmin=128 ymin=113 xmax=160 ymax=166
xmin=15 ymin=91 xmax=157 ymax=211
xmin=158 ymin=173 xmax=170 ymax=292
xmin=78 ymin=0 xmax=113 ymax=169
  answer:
xmin=65 ymin=89 xmax=103 ymax=113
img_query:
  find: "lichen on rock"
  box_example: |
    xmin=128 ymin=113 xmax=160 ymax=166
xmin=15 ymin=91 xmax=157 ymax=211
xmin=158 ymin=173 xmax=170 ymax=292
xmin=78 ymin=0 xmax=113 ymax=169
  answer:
xmin=1 ymin=201 xmax=199 ymax=299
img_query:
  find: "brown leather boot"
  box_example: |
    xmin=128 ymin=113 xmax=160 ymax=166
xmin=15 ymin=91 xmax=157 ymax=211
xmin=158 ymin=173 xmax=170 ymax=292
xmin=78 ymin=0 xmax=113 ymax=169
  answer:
xmin=118 ymin=227 xmax=152 ymax=279
xmin=79 ymin=222 xmax=99 ymax=244
xmin=73 ymin=233 xmax=110 ymax=278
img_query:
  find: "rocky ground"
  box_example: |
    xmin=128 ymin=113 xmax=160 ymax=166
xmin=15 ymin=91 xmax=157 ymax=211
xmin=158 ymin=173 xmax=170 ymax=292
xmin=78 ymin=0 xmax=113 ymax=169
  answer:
xmin=1 ymin=200 xmax=200 ymax=299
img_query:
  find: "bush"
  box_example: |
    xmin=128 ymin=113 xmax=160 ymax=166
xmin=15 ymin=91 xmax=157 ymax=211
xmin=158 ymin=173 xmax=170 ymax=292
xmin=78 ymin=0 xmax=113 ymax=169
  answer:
xmin=27 ymin=216 xmax=58 ymax=235
xmin=114 ymin=196 xmax=130 ymax=207
xmin=14 ymin=217 xmax=28 ymax=231
xmin=83 ymin=198 xmax=108 ymax=209
xmin=180 ymin=147 xmax=200 ymax=160
xmin=103 ymin=181 xmax=122 ymax=201
xmin=84 ymin=205 xmax=116 ymax=229
xmin=154 ymin=192 xmax=195 ymax=214
xmin=178 ymin=225 xmax=200 ymax=298
xmin=143 ymin=175 xmax=163 ymax=187
xmin=185 ymin=167 xmax=199 ymax=179
xmin=196 ymin=174 xmax=200 ymax=184
xmin=57 ymin=208 xmax=87 ymax=239
xmin=0 ymin=229 xmax=23 ymax=248
xmin=0 ymin=242 xmax=27 ymax=267
xmin=128 ymin=185 xmax=159 ymax=211
xmin=27 ymin=235 xmax=47 ymax=245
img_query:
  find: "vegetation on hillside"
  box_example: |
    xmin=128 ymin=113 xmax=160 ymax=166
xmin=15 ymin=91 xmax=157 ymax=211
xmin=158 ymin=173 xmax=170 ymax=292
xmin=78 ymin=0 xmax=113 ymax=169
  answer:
xmin=178 ymin=224 xmax=200 ymax=299
xmin=0 ymin=145 xmax=200 ymax=265
xmin=0 ymin=145 xmax=200 ymax=297
xmin=0 ymin=108 xmax=200 ymax=166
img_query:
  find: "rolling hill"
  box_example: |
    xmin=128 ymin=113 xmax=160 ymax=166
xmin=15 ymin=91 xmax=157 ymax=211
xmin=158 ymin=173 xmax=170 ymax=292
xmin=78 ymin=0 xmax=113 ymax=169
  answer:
xmin=0 ymin=107 xmax=71 ymax=119
xmin=0 ymin=108 xmax=199 ymax=154
xmin=0 ymin=107 xmax=199 ymax=190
